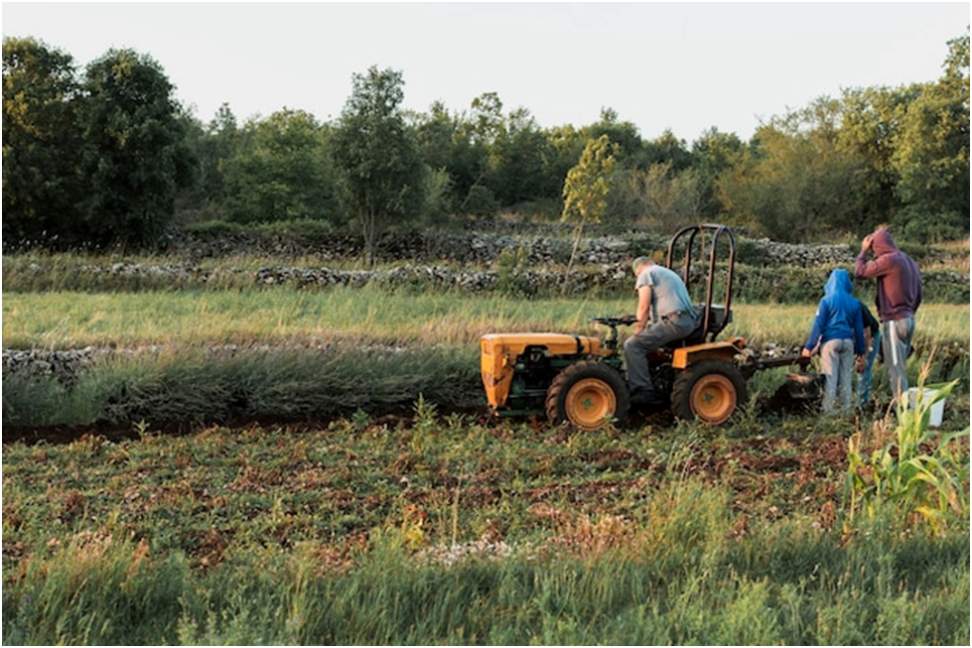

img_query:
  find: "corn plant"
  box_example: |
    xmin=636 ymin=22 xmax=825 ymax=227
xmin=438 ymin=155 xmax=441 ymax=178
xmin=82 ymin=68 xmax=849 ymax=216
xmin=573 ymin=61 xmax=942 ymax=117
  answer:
xmin=846 ymin=379 xmax=969 ymax=533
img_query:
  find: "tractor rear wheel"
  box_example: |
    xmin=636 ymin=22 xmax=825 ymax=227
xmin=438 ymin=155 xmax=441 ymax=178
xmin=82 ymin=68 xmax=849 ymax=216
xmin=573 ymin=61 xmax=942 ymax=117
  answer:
xmin=545 ymin=361 xmax=630 ymax=430
xmin=671 ymin=360 xmax=747 ymax=425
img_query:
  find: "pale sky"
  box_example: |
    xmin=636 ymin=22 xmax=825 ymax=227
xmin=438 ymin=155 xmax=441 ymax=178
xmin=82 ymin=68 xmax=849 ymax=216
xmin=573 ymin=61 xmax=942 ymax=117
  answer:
xmin=2 ymin=2 xmax=968 ymax=140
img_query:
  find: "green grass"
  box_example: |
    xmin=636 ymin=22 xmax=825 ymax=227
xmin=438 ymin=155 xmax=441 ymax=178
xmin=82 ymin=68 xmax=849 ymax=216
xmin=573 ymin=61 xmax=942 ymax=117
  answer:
xmin=3 ymin=419 xmax=969 ymax=644
xmin=4 ymin=336 xmax=968 ymax=433
xmin=3 ymin=288 xmax=968 ymax=349
xmin=2 ymin=346 xmax=481 ymax=428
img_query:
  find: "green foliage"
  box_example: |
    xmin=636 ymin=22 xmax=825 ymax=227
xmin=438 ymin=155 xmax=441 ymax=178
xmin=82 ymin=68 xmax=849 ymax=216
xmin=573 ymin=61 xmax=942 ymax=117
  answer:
xmin=691 ymin=127 xmax=744 ymax=218
xmin=2 ymin=346 xmax=481 ymax=429
xmin=609 ymin=162 xmax=704 ymax=228
xmin=718 ymin=117 xmax=873 ymax=241
xmin=493 ymin=244 xmax=532 ymax=296
xmin=890 ymin=34 xmax=970 ymax=239
xmin=419 ymin=167 xmax=454 ymax=225
xmin=836 ymin=85 xmax=922 ymax=223
xmin=331 ymin=66 xmax=425 ymax=265
xmin=486 ymin=106 xmax=556 ymax=205
xmin=846 ymin=380 xmax=969 ymax=533
xmin=561 ymin=135 xmax=618 ymax=227
xmin=561 ymin=135 xmax=618 ymax=278
xmin=639 ymin=128 xmax=694 ymax=171
xmin=78 ymin=48 xmax=194 ymax=247
xmin=2 ymin=37 xmax=84 ymax=247
xmin=2 ymin=32 xmax=970 ymax=249
xmin=415 ymin=100 xmax=488 ymax=208
xmin=462 ymin=183 xmax=499 ymax=216
xmin=221 ymin=109 xmax=344 ymax=225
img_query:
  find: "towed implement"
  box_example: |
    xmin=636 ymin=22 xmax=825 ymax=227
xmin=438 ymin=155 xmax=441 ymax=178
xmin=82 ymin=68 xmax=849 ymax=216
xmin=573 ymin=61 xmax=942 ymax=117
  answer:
xmin=480 ymin=224 xmax=808 ymax=429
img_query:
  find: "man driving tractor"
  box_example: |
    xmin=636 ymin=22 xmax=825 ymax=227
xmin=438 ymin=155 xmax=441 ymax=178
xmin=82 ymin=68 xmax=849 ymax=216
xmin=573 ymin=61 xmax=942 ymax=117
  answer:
xmin=481 ymin=225 xmax=754 ymax=429
xmin=624 ymin=256 xmax=700 ymax=406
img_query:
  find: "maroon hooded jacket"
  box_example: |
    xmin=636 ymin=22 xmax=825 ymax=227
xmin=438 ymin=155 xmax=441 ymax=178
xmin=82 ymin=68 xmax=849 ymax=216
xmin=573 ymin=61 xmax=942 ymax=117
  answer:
xmin=854 ymin=229 xmax=922 ymax=321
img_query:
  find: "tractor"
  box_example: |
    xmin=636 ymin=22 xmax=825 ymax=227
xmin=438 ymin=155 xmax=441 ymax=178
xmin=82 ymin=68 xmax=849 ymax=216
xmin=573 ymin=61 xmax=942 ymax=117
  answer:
xmin=480 ymin=223 xmax=805 ymax=429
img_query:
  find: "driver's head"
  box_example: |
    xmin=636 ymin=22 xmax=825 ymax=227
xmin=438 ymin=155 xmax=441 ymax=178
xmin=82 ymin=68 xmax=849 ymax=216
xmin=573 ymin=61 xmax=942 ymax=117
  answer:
xmin=631 ymin=256 xmax=653 ymax=277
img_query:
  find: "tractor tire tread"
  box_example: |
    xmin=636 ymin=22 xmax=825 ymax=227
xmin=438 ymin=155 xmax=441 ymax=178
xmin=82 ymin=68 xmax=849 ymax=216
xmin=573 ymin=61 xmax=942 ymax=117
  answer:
xmin=545 ymin=360 xmax=630 ymax=428
xmin=671 ymin=359 xmax=748 ymax=424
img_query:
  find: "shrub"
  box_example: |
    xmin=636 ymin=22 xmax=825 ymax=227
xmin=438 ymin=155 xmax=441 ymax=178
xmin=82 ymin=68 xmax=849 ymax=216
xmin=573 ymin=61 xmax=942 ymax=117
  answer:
xmin=462 ymin=184 xmax=500 ymax=217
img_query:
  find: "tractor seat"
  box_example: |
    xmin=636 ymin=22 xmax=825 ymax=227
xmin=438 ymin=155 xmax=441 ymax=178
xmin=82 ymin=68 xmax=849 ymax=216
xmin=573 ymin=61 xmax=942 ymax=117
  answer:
xmin=670 ymin=305 xmax=731 ymax=347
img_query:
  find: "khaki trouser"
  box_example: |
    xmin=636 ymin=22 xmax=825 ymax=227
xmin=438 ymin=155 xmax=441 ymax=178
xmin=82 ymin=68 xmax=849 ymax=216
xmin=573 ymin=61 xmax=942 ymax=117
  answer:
xmin=820 ymin=338 xmax=855 ymax=413
xmin=881 ymin=316 xmax=915 ymax=403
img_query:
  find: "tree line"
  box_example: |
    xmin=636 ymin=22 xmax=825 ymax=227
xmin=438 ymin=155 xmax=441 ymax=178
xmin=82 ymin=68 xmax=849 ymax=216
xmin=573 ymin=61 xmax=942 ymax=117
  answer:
xmin=2 ymin=33 xmax=968 ymax=253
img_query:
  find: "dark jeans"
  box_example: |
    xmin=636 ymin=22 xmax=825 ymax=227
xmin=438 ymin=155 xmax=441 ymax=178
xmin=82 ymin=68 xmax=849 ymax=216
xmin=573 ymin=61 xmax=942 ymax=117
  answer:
xmin=857 ymin=329 xmax=881 ymax=408
xmin=623 ymin=311 xmax=698 ymax=393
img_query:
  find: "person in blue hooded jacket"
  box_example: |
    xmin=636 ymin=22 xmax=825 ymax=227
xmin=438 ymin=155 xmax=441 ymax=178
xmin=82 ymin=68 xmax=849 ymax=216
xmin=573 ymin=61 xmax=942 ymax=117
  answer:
xmin=800 ymin=269 xmax=866 ymax=413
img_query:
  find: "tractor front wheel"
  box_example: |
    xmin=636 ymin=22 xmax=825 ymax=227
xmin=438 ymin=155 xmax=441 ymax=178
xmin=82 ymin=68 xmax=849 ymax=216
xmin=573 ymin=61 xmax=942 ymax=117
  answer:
xmin=545 ymin=361 xmax=630 ymax=430
xmin=671 ymin=360 xmax=747 ymax=425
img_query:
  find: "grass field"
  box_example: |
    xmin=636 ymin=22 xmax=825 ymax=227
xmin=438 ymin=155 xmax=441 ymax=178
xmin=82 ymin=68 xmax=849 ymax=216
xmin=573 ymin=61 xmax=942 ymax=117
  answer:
xmin=3 ymin=246 xmax=969 ymax=643
xmin=3 ymin=288 xmax=968 ymax=349
xmin=3 ymin=415 xmax=969 ymax=644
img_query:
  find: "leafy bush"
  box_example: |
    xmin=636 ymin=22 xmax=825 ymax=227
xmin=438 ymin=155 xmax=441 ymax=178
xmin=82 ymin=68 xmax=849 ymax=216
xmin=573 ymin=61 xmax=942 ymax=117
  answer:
xmin=221 ymin=109 xmax=345 ymax=226
xmin=462 ymin=184 xmax=500 ymax=217
xmin=493 ymin=245 xmax=532 ymax=296
xmin=893 ymin=206 xmax=968 ymax=244
xmin=420 ymin=167 xmax=454 ymax=225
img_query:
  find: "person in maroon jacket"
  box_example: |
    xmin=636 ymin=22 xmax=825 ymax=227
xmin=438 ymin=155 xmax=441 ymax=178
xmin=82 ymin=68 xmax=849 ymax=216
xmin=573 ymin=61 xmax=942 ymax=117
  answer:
xmin=854 ymin=226 xmax=922 ymax=402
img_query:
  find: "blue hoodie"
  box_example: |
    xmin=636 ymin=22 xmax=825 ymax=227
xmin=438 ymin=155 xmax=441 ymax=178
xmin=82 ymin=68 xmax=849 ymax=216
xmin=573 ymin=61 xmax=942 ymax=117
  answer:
xmin=804 ymin=269 xmax=866 ymax=355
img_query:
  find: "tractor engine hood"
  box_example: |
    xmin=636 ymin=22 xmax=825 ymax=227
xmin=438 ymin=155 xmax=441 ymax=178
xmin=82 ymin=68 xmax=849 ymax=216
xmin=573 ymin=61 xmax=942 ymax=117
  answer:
xmin=480 ymin=333 xmax=604 ymax=409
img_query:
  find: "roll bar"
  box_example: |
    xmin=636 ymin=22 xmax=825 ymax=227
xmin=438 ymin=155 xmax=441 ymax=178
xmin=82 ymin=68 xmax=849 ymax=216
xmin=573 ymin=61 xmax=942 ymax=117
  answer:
xmin=665 ymin=223 xmax=736 ymax=342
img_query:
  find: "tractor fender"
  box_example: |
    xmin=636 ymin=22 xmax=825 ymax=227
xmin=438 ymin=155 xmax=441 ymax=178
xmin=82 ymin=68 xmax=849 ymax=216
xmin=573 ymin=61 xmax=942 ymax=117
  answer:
xmin=672 ymin=337 xmax=746 ymax=370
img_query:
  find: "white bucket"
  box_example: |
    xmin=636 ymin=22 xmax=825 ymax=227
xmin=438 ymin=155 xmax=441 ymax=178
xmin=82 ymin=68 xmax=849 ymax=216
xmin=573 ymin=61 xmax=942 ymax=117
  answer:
xmin=907 ymin=387 xmax=946 ymax=428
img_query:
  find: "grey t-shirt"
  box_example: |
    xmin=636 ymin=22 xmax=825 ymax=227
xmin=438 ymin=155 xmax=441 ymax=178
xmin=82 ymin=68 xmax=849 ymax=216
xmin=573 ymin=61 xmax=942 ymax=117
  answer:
xmin=636 ymin=265 xmax=696 ymax=321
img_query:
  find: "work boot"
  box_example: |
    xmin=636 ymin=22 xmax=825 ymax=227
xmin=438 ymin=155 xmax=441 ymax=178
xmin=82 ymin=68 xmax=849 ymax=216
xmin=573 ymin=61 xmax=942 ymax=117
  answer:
xmin=630 ymin=389 xmax=666 ymax=407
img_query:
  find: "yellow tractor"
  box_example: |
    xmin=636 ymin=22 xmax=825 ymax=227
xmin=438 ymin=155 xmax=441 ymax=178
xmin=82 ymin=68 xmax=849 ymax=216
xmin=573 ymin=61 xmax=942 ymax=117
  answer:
xmin=481 ymin=224 xmax=764 ymax=429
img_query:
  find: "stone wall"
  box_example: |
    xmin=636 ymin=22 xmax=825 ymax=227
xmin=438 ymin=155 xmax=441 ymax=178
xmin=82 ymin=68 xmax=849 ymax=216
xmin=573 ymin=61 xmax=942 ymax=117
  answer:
xmin=2 ymin=343 xmax=409 ymax=386
xmin=11 ymin=258 xmax=968 ymax=302
xmin=173 ymin=227 xmax=893 ymax=267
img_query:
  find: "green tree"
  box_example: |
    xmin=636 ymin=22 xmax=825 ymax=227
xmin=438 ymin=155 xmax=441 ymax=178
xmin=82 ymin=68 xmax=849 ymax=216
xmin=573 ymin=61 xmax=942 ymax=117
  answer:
xmin=640 ymin=129 xmax=694 ymax=171
xmin=691 ymin=127 xmax=743 ymax=217
xmin=221 ymin=109 xmax=342 ymax=224
xmin=609 ymin=162 xmax=704 ymax=229
xmin=561 ymin=135 xmax=618 ymax=279
xmin=196 ymin=102 xmax=239 ymax=210
xmin=415 ymin=101 xmax=487 ymax=212
xmin=541 ymin=124 xmax=586 ymax=206
xmin=586 ymin=107 xmax=645 ymax=160
xmin=331 ymin=66 xmax=425 ymax=265
xmin=718 ymin=123 xmax=872 ymax=241
xmin=79 ymin=48 xmax=194 ymax=246
xmin=891 ymin=33 xmax=969 ymax=239
xmin=2 ymin=37 xmax=83 ymax=246
xmin=837 ymin=84 xmax=922 ymax=223
xmin=488 ymin=107 xmax=554 ymax=206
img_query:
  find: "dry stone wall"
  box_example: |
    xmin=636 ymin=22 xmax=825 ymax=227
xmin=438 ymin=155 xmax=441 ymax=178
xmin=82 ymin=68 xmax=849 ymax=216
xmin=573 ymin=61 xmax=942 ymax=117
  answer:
xmin=12 ymin=258 xmax=967 ymax=302
xmin=173 ymin=227 xmax=885 ymax=267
